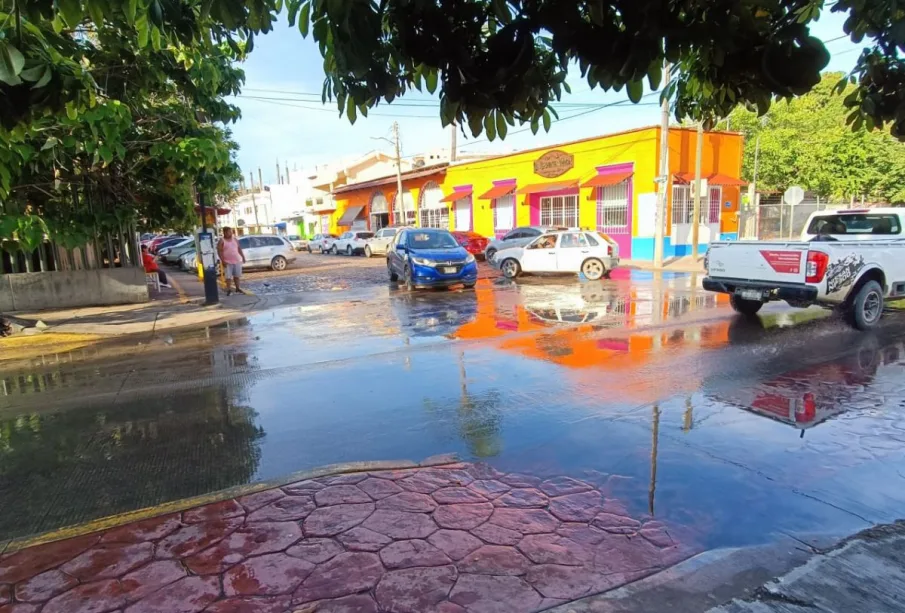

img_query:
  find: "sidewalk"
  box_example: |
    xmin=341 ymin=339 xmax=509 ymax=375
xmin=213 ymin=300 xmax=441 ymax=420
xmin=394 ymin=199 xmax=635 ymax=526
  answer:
xmin=621 ymin=256 xmax=705 ymax=274
xmin=0 ymin=460 xmax=695 ymax=613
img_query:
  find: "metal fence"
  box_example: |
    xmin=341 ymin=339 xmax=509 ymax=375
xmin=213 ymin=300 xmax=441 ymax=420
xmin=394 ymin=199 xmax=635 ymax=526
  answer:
xmin=737 ymin=199 xmax=831 ymax=241
xmin=1 ymin=226 xmax=142 ymax=275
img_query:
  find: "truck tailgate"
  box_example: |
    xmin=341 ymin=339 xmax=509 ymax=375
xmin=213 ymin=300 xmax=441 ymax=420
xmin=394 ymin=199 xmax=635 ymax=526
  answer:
xmin=707 ymin=242 xmax=810 ymax=284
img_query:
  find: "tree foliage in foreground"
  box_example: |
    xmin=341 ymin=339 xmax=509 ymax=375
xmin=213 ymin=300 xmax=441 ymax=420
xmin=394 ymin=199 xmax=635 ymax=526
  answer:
xmin=0 ymin=1 xmax=245 ymax=251
xmin=2 ymin=0 xmax=905 ymax=148
xmin=730 ymin=73 xmax=905 ymax=203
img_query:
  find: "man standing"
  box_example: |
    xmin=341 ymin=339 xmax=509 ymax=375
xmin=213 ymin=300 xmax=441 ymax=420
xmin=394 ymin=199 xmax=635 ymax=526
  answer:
xmin=217 ymin=227 xmax=246 ymax=296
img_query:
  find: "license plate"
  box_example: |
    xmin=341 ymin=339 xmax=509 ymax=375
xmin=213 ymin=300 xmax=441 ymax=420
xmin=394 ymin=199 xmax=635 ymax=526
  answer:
xmin=442 ymin=267 xmax=456 ymax=274
xmin=737 ymin=288 xmax=763 ymax=301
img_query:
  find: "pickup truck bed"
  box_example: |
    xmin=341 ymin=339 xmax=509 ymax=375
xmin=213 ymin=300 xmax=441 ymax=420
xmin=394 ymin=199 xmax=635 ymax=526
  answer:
xmin=703 ymin=239 xmax=905 ymax=330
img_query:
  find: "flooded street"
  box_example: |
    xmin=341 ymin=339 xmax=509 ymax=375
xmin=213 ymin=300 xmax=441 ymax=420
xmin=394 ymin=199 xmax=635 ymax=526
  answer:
xmin=3 ymin=269 xmax=905 ymax=558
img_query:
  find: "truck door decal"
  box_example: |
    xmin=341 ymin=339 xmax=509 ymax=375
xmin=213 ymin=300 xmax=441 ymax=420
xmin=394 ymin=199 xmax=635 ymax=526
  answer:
xmin=826 ymin=254 xmax=866 ymax=294
xmin=759 ymin=250 xmax=802 ymax=274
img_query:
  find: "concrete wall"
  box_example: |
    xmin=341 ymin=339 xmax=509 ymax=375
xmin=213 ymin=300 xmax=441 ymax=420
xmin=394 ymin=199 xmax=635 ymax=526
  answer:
xmin=0 ymin=267 xmax=149 ymax=312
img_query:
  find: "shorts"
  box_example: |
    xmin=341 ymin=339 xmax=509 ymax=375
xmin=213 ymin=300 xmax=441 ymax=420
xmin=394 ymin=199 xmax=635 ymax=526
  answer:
xmin=225 ymin=263 xmax=243 ymax=278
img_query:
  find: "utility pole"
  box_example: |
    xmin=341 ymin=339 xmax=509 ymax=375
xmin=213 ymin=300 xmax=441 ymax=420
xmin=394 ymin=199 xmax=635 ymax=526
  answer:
xmin=653 ymin=63 xmax=671 ymax=268
xmin=393 ymin=121 xmax=404 ymax=225
xmin=449 ymin=123 xmax=458 ymax=163
xmin=258 ymin=167 xmax=269 ymax=229
xmin=691 ymin=121 xmax=704 ymax=260
xmin=197 ymin=178 xmax=219 ymax=305
xmin=276 ymin=159 xmax=282 ymax=185
xmin=285 ymin=162 xmax=290 ymax=185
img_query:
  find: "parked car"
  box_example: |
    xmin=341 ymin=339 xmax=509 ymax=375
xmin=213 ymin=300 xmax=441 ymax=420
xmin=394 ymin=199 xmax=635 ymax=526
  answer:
xmin=159 ymin=238 xmax=197 ymax=264
xmin=484 ymin=226 xmax=564 ymax=261
xmin=287 ymin=234 xmax=308 ymax=251
xmin=308 ymin=233 xmax=338 ymax=254
xmin=703 ymin=212 xmax=905 ymax=329
xmin=237 ymin=234 xmax=297 ymax=271
xmin=451 ymin=231 xmax=489 ymax=259
xmin=492 ymin=230 xmax=620 ymax=281
xmin=333 ymin=230 xmax=375 ymax=255
xmin=364 ymin=227 xmax=402 ymax=257
xmin=150 ymin=235 xmax=187 ymax=255
xmin=178 ymin=249 xmax=197 ymax=272
xmin=387 ymin=228 xmax=478 ymax=290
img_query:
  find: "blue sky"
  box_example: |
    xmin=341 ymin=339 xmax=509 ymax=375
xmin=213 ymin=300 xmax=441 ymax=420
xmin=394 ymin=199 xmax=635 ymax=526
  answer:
xmin=228 ymin=11 xmax=866 ymax=184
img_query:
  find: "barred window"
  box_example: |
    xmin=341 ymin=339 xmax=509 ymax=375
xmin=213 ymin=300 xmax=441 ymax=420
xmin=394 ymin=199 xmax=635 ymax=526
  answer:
xmin=540 ymin=194 xmax=578 ymax=228
xmin=596 ymin=181 xmax=629 ymax=234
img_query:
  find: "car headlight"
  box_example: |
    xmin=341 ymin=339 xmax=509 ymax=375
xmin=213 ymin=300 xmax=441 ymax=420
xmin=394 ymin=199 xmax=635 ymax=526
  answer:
xmin=411 ymin=256 xmax=432 ymax=266
xmin=465 ymin=253 xmax=475 ymax=264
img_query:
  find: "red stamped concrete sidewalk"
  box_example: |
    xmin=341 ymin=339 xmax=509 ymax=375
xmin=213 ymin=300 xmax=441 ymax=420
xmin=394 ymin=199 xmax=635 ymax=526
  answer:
xmin=0 ymin=463 xmax=696 ymax=613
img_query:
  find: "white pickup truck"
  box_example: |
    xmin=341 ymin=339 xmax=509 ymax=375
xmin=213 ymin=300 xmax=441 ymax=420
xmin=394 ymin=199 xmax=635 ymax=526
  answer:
xmin=703 ymin=208 xmax=905 ymax=330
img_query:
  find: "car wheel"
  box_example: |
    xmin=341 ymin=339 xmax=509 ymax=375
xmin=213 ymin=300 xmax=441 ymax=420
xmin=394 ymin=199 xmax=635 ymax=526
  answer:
xmin=346 ymin=245 xmax=353 ymax=256
xmin=464 ymin=282 xmax=476 ymax=289
xmin=403 ymin=265 xmax=415 ymax=291
xmin=330 ymin=245 xmax=337 ymax=255
xmin=307 ymin=245 xmax=312 ymax=253
xmin=501 ymin=258 xmax=521 ymax=279
xmin=388 ymin=260 xmax=399 ymax=282
xmin=729 ymin=294 xmax=763 ymax=316
xmin=847 ymin=279 xmax=884 ymax=330
xmin=365 ymin=245 xmax=372 ymax=258
xmin=486 ymin=247 xmax=497 ymax=261
xmin=581 ymin=258 xmax=606 ymax=281
xmin=271 ymin=255 xmax=288 ymax=271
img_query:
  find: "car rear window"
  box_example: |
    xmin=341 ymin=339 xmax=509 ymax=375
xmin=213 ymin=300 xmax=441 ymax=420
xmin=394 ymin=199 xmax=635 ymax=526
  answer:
xmin=807 ymin=213 xmax=901 ymax=235
xmin=356 ymin=232 xmax=374 ymax=239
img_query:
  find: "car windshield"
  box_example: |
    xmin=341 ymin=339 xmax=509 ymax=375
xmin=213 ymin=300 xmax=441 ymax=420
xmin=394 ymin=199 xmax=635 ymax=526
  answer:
xmin=357 ymin=232 xmax=374 ymax=239
xmin=807 ymin=213 xmax=901 ymax=235
xmin=407 ymin=232 xmax=459 ymax=249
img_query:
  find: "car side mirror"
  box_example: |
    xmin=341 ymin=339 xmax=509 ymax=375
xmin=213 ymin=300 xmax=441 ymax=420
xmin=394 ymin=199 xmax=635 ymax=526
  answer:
xmin=395 ymin=244 xmax=407 ymax=252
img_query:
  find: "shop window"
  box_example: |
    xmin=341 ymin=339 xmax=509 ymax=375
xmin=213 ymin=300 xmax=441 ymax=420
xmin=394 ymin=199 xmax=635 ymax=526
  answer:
xmin=493 ymin=194 xmax=516 ymax=231
xmin=392 ymin=191 xmax=416 ymax=226
xmin=672 ymin=185 xmax=721 ymax=224
xmin=540 ymin=194 xmax=578 ymax=228
xmin=596 ymin=181 xmax=629 ymax=234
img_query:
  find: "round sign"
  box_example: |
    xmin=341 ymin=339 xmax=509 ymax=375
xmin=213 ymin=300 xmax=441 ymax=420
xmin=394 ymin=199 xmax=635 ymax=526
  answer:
xmin=784 ymin=185 xmax=805 ymax=206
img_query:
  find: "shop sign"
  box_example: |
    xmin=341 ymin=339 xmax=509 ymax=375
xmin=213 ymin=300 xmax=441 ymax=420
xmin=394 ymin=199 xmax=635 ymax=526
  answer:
xmin=534 ymin=150 xmax=574 ymax=178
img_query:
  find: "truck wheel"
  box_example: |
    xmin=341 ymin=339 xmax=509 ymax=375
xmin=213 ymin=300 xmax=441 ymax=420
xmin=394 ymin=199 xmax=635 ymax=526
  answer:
xmin=847 ymin=280 xmax=884 ymax=330
xmin=729 ymin=294 xmax=763 ymax=316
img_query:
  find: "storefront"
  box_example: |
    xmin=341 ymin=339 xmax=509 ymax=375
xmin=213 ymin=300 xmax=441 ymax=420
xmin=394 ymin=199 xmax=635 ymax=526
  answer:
xmin=441 ymin=126 xmax=745 ymax=261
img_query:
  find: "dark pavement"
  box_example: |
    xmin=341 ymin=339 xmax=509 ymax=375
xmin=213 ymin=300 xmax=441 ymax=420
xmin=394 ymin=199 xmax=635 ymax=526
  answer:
xmin=2 ymin=267 xmax=905 ymax=566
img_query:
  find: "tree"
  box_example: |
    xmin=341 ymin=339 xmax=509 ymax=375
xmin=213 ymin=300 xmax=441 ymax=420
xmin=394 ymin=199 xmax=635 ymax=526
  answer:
xmin=729 ymin=72 xmax=905 ymax=203
xmin=0 ymin=1 xmax=246 ymax=252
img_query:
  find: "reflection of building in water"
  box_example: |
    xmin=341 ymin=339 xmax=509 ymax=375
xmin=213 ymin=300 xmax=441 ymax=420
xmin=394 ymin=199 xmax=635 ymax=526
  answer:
xmin=454 ymin=285 xmax=730 ymax=403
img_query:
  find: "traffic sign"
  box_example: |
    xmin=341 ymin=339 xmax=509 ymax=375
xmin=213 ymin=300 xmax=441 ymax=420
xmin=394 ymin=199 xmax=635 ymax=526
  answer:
xmin=784 ymin=186 xmax=805 ymax=206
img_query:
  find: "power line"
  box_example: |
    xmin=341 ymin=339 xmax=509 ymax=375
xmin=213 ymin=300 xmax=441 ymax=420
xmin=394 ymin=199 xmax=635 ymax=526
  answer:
xmin=237 ymin=92 xmax=649 ymax=110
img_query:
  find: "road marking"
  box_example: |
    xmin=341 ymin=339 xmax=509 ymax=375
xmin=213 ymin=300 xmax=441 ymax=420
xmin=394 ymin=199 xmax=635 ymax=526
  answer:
xmin=168 ymin=274 xmax=189 ymax=303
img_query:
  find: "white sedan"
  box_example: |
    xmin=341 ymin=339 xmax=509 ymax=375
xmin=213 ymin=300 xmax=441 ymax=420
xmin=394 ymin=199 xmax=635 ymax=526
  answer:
xmin=492 ymin=230 xmax=619 ymax=280
xmin=332 ymin=230 xmax=375 ymax=255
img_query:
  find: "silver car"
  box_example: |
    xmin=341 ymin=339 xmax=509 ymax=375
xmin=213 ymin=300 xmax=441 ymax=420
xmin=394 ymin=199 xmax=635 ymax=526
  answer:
xmin=236 ymin=234 xmax=297 ymax=271
xmin=159 ymin=238 xmax=196 ymax=265
xmin=484 ymin=226 xmax=564 ymax=261
xmin=364 ymin=227 xmax=403 ymax=257
xmin=287 ymin=234 xmax=308 ymax=251
xmin=308 ymin=233 xmax=338 ymax=254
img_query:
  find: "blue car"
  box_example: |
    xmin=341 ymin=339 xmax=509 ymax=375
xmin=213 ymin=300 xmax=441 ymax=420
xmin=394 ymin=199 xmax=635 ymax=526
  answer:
xmin=387 ymin=228 xmax=479 ymax=290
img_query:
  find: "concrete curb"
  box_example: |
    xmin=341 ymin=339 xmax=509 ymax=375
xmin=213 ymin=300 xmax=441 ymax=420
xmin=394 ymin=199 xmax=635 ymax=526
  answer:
xmin=2 ymin=453 xmax=461 ymax=555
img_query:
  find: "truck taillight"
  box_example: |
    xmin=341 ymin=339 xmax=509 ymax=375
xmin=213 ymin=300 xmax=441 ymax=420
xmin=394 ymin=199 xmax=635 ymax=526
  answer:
xmin=806 ymin=251 xmax=829 ymax=283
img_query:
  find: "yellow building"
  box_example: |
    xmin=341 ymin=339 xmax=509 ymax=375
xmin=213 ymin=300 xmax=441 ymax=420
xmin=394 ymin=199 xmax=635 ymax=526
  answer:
xmin=330 ymin=125 xmax=745 ymax=260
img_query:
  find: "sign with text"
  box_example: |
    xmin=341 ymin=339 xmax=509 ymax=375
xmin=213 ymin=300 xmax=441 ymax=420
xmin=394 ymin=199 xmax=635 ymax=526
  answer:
xmin=759 ymin=250 xmax=802 ymax=274
xmin=534 ymin=150 xmax=574 ymax=178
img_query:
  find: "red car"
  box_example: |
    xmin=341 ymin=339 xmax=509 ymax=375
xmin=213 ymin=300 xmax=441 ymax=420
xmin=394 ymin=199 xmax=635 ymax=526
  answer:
xmin=451 ymin=231 xmax=489 ymax=259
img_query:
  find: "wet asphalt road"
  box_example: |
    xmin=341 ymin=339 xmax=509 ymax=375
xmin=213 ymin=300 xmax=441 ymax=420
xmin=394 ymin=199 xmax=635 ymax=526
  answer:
xmin=2 ymin=267 xmax=905 ymax=554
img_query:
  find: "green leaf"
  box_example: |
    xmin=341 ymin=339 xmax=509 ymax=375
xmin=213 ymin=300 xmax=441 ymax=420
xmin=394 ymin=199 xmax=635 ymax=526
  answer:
xmin=346 ymin=96 xmax=357 ymax=124
xmin=627 ymin=79 xmax=643 ymax=103
xmin=124 ymin=0 xmax=138 ymax=25
xmin=150 ymin=26 xmax=162 ymax=51
xmin=0 ymin=42 xmax=26 ymax=86
xmin=19 ymin=65 xmax=44 ymax=82
xmin=491 ymin=0 xmax=510 ymax=23
xmin=425 ymin=70 xmax=438 ymax=95
xmin=484 ymin=112 xmax=497 ymax=140
xmin=87 ymin=0 xmax=104 ymax=26
xmin=299 ymin=2 xmax=311 ymax=37
xmin=468 ymin=113 xmax=482 ymax=137
xmin=542 ymin=109 xmax=551 ymax=132
xmin=647 ymin=61 xmax=662 ymax=90
xmin=65 ymin=102 xmax=78 ymax=120
xmin=41 ymin=137 xmax=60 ymax=151
xmin=287 ymin=0 xmax=300 ymax=25
xmin=496 ymin=112 xmax=508 ymax=139
xmin=57 ymin=0 xmax=84 ymax=27
xmin=136 ymin=14 xmax=149 ymax=48
xmin=530 ymin=116 xmax=540 ymax=135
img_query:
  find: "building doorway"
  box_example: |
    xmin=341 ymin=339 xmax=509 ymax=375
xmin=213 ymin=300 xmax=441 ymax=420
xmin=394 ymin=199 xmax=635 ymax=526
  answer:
xmin=369 ymin=191 xmax=389 ymax=230
xmin=596 ymin=181 xmax=632 ymax=258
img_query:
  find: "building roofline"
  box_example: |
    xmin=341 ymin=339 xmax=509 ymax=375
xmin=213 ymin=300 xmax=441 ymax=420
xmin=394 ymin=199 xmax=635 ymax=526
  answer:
xmin=332 ymin=163 xmax=449 ymax=195
xmin=449 ymin=124 xmax=743 ymax=168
